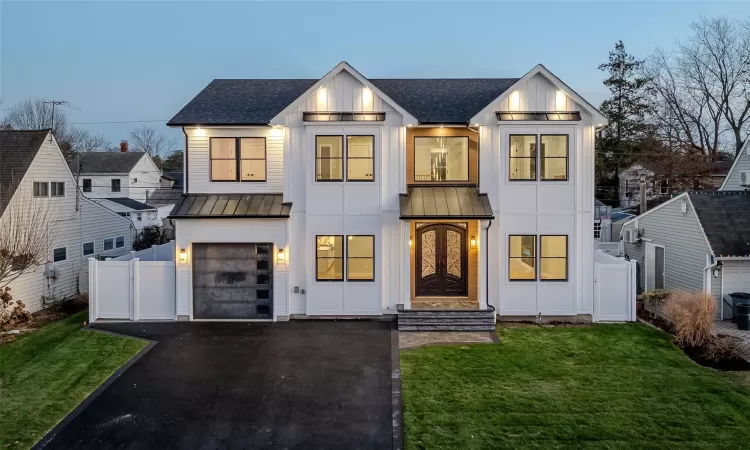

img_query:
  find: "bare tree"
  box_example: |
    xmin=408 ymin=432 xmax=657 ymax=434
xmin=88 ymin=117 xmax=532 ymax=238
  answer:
xmin=129 ymin=125 xmax=177 ymax=159
xmin=69 ymin=128 xmax=111 ymax=153
xmin=1 ymin=98 xmax=74 ymax=142
xmin=644 ymin=17 xmax=750 ymax=157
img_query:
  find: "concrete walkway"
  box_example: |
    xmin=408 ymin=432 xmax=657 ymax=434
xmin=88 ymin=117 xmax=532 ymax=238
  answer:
xmin=715 ymin=320 xmax=750 ymax=362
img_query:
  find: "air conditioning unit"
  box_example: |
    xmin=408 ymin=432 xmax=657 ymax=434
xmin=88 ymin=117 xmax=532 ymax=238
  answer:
xmin=739 ymin=170 xmax=750 ymax=187
xmin=622 ymin=228 xmax=639 ymax=244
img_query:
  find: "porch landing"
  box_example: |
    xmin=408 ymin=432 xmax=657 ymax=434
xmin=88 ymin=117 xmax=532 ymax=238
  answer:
xmin=410 ymin=298 xmax=479 ymax=310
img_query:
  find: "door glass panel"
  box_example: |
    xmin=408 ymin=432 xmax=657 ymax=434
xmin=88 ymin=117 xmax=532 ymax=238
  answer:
xmin=421 ymin=230 xmax=437 ymax=278
xmin=445 ymin=229 xmax=462 ymax=278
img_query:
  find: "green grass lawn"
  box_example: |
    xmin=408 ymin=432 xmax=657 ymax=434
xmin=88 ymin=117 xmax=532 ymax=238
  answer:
xmin=401 ymin=324 xmax=750 ymax=450
xmin=0 ymin=311 xmax=146 ymax=449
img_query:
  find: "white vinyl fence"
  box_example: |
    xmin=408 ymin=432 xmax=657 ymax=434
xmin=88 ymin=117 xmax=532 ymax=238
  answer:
xmin=88 ymin=257 xmax=176 ymax=322
xmin=594 ymin=250 xmax=637 ymax=322
xmin=113 ymin=240 xmax=176 ymax=261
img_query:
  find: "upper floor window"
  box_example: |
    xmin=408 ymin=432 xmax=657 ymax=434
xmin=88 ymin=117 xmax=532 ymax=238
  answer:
xmin=210 ymin=137 xmax=267 ymax=182
xmin=316 ymin=136 xmax=344 ymax=181
xmin=414 ymin=137 xmax=469 ymax=182
xmin=510 ymin=134 xmax=569 ymax=181
xmin=111 ymin=179 xmax=121 ymax=192
xmin=51 ymin=182 xmax=65 ymax=197
xmin=33 ymin=182 xmax=49 ymax=197
xmin=82 ymin=179 xmax=92 ymax=192
xmin=346 ymin=136 xmax=374 ymax=181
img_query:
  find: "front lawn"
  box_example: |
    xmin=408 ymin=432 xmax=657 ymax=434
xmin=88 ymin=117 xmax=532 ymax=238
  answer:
xmin=0 ymin=311 xmax=146 ymax=449
xmin=401 ymin=324 xmax=750 ymax=449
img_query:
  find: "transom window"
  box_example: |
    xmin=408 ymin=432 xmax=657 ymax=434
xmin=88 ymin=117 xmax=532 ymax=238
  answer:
xmin=210 ymin=137 xmax=267 ymax=182
xmin=414 ymin=136 xmax=469 ymax=182
xmin=508 ymin=235 xmax=568 ymax=281
xmin=316 ymin=235 xmax=375 ymax=281
xmin=509 ymin=134 xmax=569 ymax=181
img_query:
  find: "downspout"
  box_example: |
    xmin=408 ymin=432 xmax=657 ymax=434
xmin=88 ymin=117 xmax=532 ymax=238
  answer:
xmin=182 ymin=127 xmax=188 ymax=194
xmin=485 ymin=219 xmax=495 ymax=313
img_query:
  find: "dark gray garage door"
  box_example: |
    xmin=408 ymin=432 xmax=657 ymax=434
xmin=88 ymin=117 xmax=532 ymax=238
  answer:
xmin=193 ymin=243 xmax=273 ymax=319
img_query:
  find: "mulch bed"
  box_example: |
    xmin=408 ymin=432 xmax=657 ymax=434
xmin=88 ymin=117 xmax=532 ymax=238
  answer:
xmin=638 ymin=309 xmax=750 ymax=371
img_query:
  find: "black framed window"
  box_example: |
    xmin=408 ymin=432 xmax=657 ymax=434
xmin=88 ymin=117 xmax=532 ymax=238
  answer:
xmin=316 ymin=136 xmax=344 ymax=181
xmin=347 ymin=235 xmax=374 ymax=281
xmin=316 ymin=235 xmax=344 ymax=280
xmin=33 ymin=182 xmax=48 ymax=197
xmin=53 ymin=247 xmax=67 ymax=262
xmin=346 ymin=136 xmax=374 ymax=181
xmin=103 ymin=237 xmax=114 ymax=251
xmin=540 ymin=235 xmax=567 ymax=281
xmin=82 ymin=179 xmax=92 ymax=192
xmin=51 ymin=182 xmax=65 ymax=197
xmin=111 ymin=179 xmax=121 ymax=192
xmin=540 ymin=135 xmax=568 ymax=181
xmin=509 ymin=235 xmax=536 ymax=281
xmin=115 ymin=236 xmax=125 ymax=248
xmin=82 ymin=241 xmax=95 ymax=256
xmin=210 ymin=138 xmax=238 ymax=181
xmin=509 ymin=135 xmax=537 ymax=181
xmin=240 ymin=137 xmax=267 ymax=181
xmin=414 ymin=136 xmax=469 ymax=182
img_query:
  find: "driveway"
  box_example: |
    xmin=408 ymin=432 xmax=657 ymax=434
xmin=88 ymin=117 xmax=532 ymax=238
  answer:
xmin=37 ymin=320 xmax=395 ymax=449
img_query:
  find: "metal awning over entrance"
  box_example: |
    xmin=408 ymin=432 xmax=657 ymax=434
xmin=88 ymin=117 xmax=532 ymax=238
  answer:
xmin=399 ymin=186 xmax=494 ymax=220
xmin=170 ymin=193 xmax=292 ymax=219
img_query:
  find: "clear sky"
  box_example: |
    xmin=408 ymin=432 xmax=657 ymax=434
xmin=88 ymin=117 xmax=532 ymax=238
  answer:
xmin=2 ymin=1 xmax=748 ymax=146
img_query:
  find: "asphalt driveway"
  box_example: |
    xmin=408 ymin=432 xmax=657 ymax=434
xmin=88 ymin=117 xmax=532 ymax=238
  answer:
xmin=37 ymin=320 xmax=395 ymax=450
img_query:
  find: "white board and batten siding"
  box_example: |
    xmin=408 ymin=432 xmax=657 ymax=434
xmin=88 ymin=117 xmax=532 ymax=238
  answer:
xmin=474 ymin=72 xmax=596 ymax=318
xmin=2 ymin=135 xmax=133 ymax=313
xmin=175 ymin=218 xmax=289 ymax=319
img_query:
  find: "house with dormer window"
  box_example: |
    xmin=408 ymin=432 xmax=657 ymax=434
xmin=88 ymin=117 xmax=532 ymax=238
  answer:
xmin=166 ymin=62 xmax=606 ymax=327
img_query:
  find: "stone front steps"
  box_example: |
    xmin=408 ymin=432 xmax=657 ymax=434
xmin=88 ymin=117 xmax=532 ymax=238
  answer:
xmin=397 ymin=305 xmax=496 ymax=331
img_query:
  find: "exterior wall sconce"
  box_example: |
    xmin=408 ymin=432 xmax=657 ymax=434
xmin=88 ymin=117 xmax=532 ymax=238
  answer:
xmin=277 ymin=248 xmax=286 ymax=263
xmin=179 ymin=248 xmax=187 ymax=261
xmin=409 ymin=236 xmax=413 ymax=247
xmin=470 ymin=236 xmax=477 ymax=248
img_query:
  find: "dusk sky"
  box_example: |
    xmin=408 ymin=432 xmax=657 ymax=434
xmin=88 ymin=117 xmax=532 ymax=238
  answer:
xmin=2 ymin=1 xmax=748 ymax=146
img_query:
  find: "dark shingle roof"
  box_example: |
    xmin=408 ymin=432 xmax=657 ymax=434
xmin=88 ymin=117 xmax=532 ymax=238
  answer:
xmin=689 ymin=191 xmax=750 ymax=257
xmin=0 ymin=130 xmax=50 ymax=217
xmin=371 ymin=78 xmax=519 ymax=124
xmin=170 ymin=193 xmax=292 ymax=218
xmin=147 ymin=188 xmax=184 ymax=207
xmin=161 ymin=171 xmax=184 ymax=187
xmin=70 ymin=152 xmax=146 ymax=174
xmin=167 ymin=78 xmax=520 ymax=126
xmin=104 ymin=197 xmax=155 ymax=211
xmin=399 ymin=186 xmax=494 ymax=219
xmin=168 ymin=79 xmax=317 ymax=126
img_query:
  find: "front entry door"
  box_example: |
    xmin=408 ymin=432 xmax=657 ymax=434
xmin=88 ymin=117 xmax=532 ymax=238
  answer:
xmin=416 ymin=223 xmax=468 ymax=296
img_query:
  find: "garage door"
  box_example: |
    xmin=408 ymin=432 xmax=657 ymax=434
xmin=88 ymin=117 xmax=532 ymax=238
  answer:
xmin=193 ymin=243 xmax=273 ymax=319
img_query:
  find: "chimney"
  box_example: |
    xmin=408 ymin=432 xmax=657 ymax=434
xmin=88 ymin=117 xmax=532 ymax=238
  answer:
xmin=120 ymin=140 xmax=128 ymax=152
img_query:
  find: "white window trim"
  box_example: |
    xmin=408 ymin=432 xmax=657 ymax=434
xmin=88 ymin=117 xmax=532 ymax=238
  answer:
xmin=82 ymin=241 xmax=95 ymax=256
xmin=52 ymin=246 xmax=67 ymax=262
xmin=103 ymin=237 xmax=115 ymax=251
xmin=33 ymin=181 xmax=50 ymax=198
xmin=115 ymin=235 xmax=126 ymax=248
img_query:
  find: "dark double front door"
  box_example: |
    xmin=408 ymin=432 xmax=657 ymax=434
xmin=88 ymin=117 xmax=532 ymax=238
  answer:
xmin=415 ymin=223 xmax=468 ymax=297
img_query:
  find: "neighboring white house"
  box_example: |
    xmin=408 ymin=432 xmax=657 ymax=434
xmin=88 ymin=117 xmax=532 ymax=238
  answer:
xmin=70 ymin=144 xmax=162 ymax=203
xmin=165 ymin=61 xmax=606 ymax=323
xmin=0 ymin=130 xmax=134 ymax=312
xmin=91 ymin=197 xmax=170 ymax=231
xmin=719 ymin=140 xmax=750 ymax=191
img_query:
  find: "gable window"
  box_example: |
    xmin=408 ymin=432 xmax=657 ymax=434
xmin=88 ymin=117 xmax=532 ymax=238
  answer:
xmin=540 ymin=135 xmax=568 ymax=181
xmin=103 ymin=237 xmax=114 ymax=251
xmin=115 ymin=236 xmax=125 ymax=248
xmin=347 ymin=235 xmax=374 ymax=281
xmin=316 ymin=136 xmax=344 ymax=181
xmin=82 ymin=179 xmax=92 ymax=192
xmin=540 ymin=235 xmax=567 ymax=281
xmin=53 ymin=247 xmax=67 ymax=262
xmin=33 ymin=182 xmax=49 ymax=197
xmin=51 ymin=182 xmax=65 ymax=197
xmin=414 ymin=137 xmax=469 ymax=182
xmin=316 ymin=235 xmax=344 ymax=280
xmin=210 ymin=137 xmax=267 ymax=182
xmin=111 ymin=179 xmax=121 ymax=192
xmin=509 ymin=235 xmax=536 ymax=281
xmin=240 ymin=138 xmax=267 ymax=181
xmin=347 ymin=136 xmax=374 ymax=181
xmin=509 ymin=135 xmax=537 ymax=180
xmin=82 ymin=241 xmax=95 ymax=256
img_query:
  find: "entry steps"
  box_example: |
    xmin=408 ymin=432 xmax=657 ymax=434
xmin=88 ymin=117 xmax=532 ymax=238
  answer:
xmin=397 ymin=305 xmax=496 ymax=332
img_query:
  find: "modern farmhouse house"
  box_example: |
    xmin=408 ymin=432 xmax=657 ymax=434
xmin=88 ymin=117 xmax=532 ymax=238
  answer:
xmin=167 ymin=62 xmax=606 ymax=323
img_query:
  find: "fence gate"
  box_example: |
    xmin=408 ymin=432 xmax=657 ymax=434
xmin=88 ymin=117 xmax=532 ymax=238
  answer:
xmin=594 ymin=250 xmax=637 ymax=322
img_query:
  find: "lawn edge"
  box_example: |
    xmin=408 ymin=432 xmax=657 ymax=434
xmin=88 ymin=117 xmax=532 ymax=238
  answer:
xmin=391 ymin=321 xmax=404 ymax=450
xmin=31 ymin=328 xmax=157 ymax=450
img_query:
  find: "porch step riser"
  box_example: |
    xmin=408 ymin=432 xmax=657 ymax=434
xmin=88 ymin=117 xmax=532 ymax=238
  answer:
xmin=399 ymin=324 xmax=496 ymax=332
xmin=398 ymin=312 xmax=495 ymax=319
xmin=398 ymin=319 xmax=496 ymax=326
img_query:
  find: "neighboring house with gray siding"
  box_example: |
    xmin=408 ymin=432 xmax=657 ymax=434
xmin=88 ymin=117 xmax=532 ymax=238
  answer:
xmin=719 ymin=140 xmax=750 ymax=191
xmin=620 ymin=190 xmax=750 ymax=320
